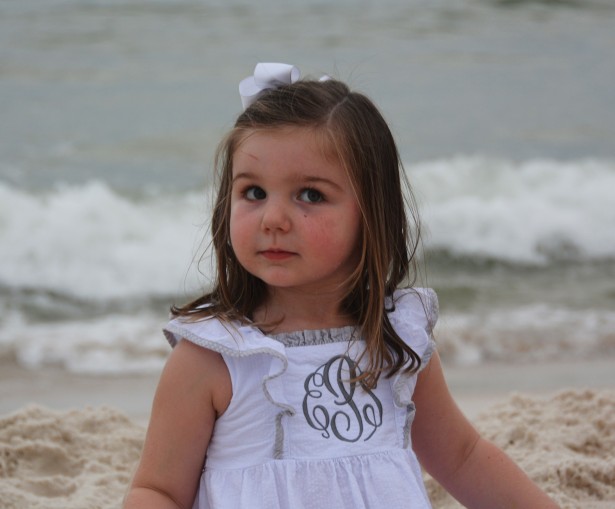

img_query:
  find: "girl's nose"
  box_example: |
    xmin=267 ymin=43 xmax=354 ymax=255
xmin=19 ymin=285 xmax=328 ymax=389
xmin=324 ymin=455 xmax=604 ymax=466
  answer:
xmin=261 ymin=199 xmax=291 ymax=233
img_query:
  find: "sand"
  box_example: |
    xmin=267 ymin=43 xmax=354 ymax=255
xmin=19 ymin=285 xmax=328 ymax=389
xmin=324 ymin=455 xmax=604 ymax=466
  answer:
xmin=1 ymin=361 xmax=614 ymax=508
xmin=425 ymin=389 xmax=615 ymax=508
xmin=0 ymin=405 xmax=144 ymax=509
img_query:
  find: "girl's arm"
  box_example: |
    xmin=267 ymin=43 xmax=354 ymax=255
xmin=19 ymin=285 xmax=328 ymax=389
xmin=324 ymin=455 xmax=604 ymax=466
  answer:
xmin=123 ymin=339 xmax=232 ymax=509
xmin=411 ymin=351 xmax=560 ymax=509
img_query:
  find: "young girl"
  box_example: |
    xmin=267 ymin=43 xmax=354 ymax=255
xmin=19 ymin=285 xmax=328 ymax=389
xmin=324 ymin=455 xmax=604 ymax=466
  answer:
xmin=124 ymin=63 xmax=559 ymax=509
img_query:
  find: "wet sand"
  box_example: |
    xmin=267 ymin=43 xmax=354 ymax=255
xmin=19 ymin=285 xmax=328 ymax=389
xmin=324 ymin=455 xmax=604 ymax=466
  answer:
xmin=2 ymin=357 xmax=613 ymax=422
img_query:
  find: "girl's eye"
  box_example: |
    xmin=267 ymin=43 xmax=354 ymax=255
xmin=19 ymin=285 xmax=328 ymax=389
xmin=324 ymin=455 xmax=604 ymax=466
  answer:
xmin=245 ymin=186 xmax=266 ymax=200
xmin=299 ymin=188 xmax=324 ymax=203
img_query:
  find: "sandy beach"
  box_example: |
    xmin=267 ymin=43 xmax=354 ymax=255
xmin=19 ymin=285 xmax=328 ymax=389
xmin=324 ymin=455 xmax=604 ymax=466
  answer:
xmin=1 ymin=357 xmax=614 ymax=508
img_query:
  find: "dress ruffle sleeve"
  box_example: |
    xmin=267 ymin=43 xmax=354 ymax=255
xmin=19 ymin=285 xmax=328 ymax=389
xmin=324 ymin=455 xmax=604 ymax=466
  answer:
xmin=387 ymin=288 xmax=439 ymax=448
xmin=163 ymin=315 xmax=295 ymax=425
xmin=388 ymin=287 xmax=438 ymax=366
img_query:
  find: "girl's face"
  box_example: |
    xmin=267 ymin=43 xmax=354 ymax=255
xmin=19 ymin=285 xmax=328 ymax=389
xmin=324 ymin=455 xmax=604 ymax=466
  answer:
xmin=229 ymin=127 xmax=362 ymax=299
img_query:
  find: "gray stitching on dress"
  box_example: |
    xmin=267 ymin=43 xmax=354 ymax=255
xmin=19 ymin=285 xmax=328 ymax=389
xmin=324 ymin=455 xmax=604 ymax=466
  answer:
xmin=392 ymin=340 xmax=436 ymax=449
xmin=425 ymin=288 xmax=439 ymax=335
xmin=269 ymin=326 xmax=358 ymax=347
xmin=273 ymin=409 xmax=294 ymax=459
xmin=402 ymin=402 xmax=416 ymax=448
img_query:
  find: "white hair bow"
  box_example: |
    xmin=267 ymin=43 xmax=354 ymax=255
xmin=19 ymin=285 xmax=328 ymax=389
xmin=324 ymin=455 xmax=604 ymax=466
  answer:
xmin=239 ymin=63 xmax=301 ymax=110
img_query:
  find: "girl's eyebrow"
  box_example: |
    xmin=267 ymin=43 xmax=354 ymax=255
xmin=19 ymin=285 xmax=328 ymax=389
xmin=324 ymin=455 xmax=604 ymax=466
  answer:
xmin=232 ymin=172 xmax=343 ymax=191
xmin=302 ymin=175 xmax=343 ymax=191
xmin=231 ymin=171 xmax=257 ymax=184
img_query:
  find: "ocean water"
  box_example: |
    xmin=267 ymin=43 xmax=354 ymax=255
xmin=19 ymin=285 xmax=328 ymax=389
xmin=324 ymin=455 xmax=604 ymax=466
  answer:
xmin=1 ymin=0 xmax=614 ymax=374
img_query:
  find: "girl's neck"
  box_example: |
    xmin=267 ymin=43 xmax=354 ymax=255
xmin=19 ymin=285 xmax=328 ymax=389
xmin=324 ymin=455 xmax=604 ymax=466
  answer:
xmin=253 ymin=288 xmax=356 ymax=334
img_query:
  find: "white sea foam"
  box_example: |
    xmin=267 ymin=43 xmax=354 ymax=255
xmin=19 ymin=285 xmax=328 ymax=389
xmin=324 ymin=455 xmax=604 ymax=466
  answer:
xmin=0 ymin=309 xmax=168 ymax=375
xmin=0 ymin=181 xmax=213 ymax=301
xmin=436 ymin=305 xmax=615 ymax=366
xmin=410 ymin=156 xmax=615 ymax=264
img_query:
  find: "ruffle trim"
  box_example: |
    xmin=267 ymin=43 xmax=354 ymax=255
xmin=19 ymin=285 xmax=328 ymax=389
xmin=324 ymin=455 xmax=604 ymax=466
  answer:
xmin=164 ymin=318 xmax=295 ymax=458
xmin=388 ymin=287 xmax=438 ymax=334
xmin=269 ymin=325 xmax=359 ymax=347
xmin=388 ymin=288 xmax=439 ymax=448
xmin=392 ymin=339 xmax=437 ymax=448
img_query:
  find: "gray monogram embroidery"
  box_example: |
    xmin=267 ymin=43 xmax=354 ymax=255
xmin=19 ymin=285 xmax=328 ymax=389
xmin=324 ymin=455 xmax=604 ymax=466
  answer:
xmin=302 ymin=354 xmax=383 ymax=442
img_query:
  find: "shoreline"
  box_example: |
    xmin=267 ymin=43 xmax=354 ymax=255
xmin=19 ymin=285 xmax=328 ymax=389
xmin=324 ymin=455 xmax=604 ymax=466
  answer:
xmin=2 ymin=357 xmax=613 ymax=424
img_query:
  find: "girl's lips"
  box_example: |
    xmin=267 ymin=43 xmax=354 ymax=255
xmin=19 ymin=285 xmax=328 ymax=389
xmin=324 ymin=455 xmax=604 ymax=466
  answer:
xmin=260 ymin=249 xmax=296 ymax=261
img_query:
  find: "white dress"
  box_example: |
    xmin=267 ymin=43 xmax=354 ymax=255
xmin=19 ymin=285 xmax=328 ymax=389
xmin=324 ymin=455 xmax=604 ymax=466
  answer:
xmin=164 ymin=288 xmax=438 ymax=509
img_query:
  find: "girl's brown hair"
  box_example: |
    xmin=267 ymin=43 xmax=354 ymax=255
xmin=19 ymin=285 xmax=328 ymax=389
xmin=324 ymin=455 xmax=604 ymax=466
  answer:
xmin=173 ymin=77 xmax=423 ymax=387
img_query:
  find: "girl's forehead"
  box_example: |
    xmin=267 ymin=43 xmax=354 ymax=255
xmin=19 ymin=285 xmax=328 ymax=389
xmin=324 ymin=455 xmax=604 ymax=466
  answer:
xmin=232 ymin=126 xmax=339 ymax=166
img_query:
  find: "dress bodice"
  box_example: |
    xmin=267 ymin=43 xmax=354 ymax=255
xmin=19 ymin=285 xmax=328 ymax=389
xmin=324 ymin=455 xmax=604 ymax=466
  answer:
xmin=163 ymin=288 xmax=438 ymax=509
